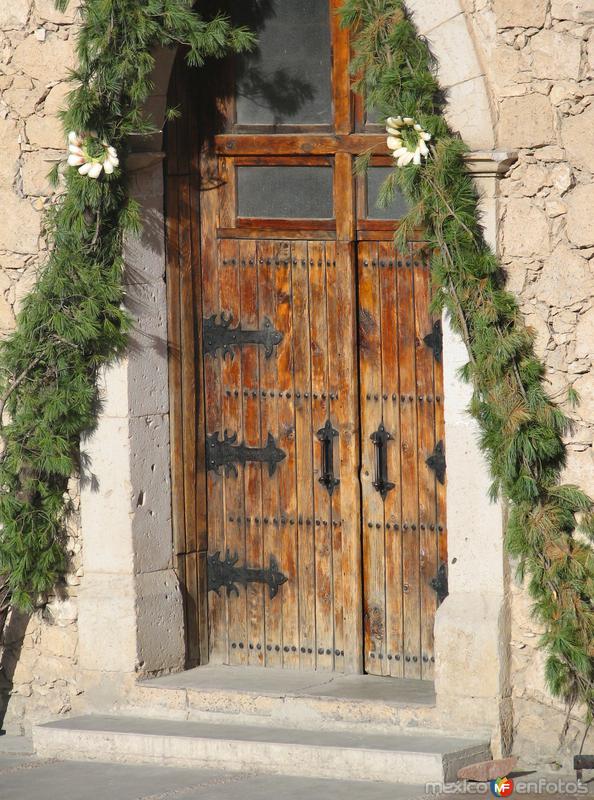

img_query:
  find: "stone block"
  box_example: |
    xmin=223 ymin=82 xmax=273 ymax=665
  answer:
xmin=566 ymin=184 xmax=594 ymax=247
xmin=21 ymin=149 xmax=60 ymax=196
xmin=405 ymin=0 xmax=462 ymax=34
xmin=135 ymin=569 xmax=185 ymax=674
xmin=498 ymin=94 xmax=555 ymax=148
xmin=0 ymin=117 xmax=20 ymax=186
xmin=0 ymin=0 xmax=30 ymax=29
xmin=43 ymin=80 xmax=70 ymax=116
xmin=435 ymin=591 xmax=505 ymax=731
xmin=11 ymin=34 xmax=75 ymax=83
xmin=425 ymin=14 xmax=483 ymax=88
xmin=574 ymin=306 xmax=594 ymax=361
xmin=570 ymin=375 xmax=594 ymax=425
xmin=34 ymin=0 xmax=81 ymax=24
xmin=0 ymin=191 xmax=40 ymax=253
xmin=26 ymin=113 xmax=65 ymax=149
xmin=125 ymin=280 xmax=170 ymax=417
xmin=78 ymin=572 xmax=137 ymax=672
xmin=40 ymin=623 xmax=77 ymax=659
xmin=562 ymin=106 xmax=594 ymax=174
xmin=535 ymin=244 xmax=593 ymax=307
xmin=494 ymin=0 xmax=547 ymax=27
xmin=130 ymin=414 xmax=173 ymax=574
xmin=503 ymin=199 xmax=549 ymax=257
xmin=530 ymin=30 xmax=582 ymax=81
xmin=80 ymin=415 xmax=135 ymax=574
xmin=445 ymin=77 xmax=495 ymax=149
xmin=552 ymin=0 xmax=594 ymax=22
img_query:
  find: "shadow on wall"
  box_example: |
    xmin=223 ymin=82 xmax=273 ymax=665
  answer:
xmin=0 ymin=608 xmax=30 ymax=731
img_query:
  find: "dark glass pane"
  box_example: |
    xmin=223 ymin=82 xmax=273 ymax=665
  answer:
xmin=234 ymin=0 xmax=332 ymax=126
xmin=366 ymin=167 xmax=410 ymax=220
xmin=237 ymin=166 xmax=333 ymax=218
xmin=365 ymin=106 xmax=382 ymax=126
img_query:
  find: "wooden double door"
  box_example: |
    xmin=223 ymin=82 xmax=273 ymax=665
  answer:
xmin=165 ymin=2 xmax=447 ymax=679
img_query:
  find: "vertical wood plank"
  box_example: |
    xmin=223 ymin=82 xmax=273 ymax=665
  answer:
xmin=291 ymin=241 xmax=316 ymax=670
xmin=413 ymin=244 xmax=438 ymax=679
xmin=308 ymin=240 xmax=334 ymax=671
xmin=379 ymin=241 xmax=404 ymax=677
xmin=241 ymin=240 xmax=266 ymax=665
xmin=358 ymin=242 xmax=388 ymax=675
xmin=219 ymin=239 xmax=248 ymax=664
xmin=276 ymin=244 xmax=299 ymax=668
xmin=397 ymin=246 xmax=422 ymax=678
xmin=201 ymin=200 xmax=226 ymax=664
xmin=258 ymin=240 xmax=283 ymax=666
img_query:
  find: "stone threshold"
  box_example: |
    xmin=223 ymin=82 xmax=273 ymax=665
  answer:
xmin=139 ymin=664 xmax=436 ymax=708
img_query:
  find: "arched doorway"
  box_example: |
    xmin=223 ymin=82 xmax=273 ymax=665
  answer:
xmin=165 ymin=0 xmax=446 ymax=678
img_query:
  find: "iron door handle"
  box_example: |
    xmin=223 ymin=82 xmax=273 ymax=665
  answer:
xmin=370 ymin=423 xmax=395 ymax=500
xmin=317 ymin=420 xmax=339 ymax=496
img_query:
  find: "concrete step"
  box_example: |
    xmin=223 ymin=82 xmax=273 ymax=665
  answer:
xmin=33 ymin=714 xmax=490 ymax=784
xmin=119 ymin=665 xmax=455 ymax=736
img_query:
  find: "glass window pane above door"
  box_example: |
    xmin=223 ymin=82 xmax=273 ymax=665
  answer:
xmin=237 ymin=166 xmax=334 ymax=218
xmin=234 ymin=0 xmax=332 ymax=126
xmin=366 ymin=167 xmax=410 ymax=220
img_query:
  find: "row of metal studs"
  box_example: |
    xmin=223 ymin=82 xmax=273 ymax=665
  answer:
xmin=230 ymin=642 xmax=344 ymax=656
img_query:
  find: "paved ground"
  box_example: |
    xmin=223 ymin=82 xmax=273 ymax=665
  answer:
xmin=1 ymin=735 xmax=593 ymax=799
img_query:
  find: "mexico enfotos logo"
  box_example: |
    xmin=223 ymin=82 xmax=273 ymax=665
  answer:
xmin=423 ymin=777 xmax=589 ymax=795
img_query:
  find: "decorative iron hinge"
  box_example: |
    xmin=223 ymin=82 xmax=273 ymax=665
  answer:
xmin=423 ymin=320 xmax=443 ymax=363
xmin=426 ymin=440 xmax=446 ymax=485
xmin=370 ymin=423 xmax=395 ymax=500
xmin=203 ymin=313 xmax=283 ymax=359
xmin=317 ymin=419 xmax=339 ymax=496
xmin=206 ymin=430 xmax=286 ymax=477
xmin=430 ymin=562 xmax=449 ymax=605
xmin=207 ymin=550 xmax=288 ymax=599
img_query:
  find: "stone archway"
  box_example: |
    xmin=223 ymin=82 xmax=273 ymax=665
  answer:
xmin=76 ymin=3 xmax=515 ymax=754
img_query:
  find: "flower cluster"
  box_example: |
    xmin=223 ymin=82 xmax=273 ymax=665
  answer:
xmin=386 ymin=116 xmax=431 ymax=167
xmin=67 ymin=131 xmax=119 ymax=178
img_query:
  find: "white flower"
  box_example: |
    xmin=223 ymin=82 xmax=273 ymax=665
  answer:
xmin=385 ymin=116 xmax=432 ymax=168
xmin=67 ymin=131 xmax=119 ymax=179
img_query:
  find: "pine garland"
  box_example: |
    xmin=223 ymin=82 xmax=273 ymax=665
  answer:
xmin=340 ymin=0 xmax=594 ymax=720
xmin=0 ymin=1 xmax=253 ymax=614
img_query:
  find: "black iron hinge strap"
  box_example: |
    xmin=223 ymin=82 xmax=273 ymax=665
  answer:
xmin=203 ymin=313 xmax=283 ymax=359
xmin=206 ymin=430 xmax=286 ymax=477
xmin=207 ymin=550 xmax=287 ymax=599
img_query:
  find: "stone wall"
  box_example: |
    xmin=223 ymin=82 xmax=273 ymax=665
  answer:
xmin=0 ymin=0 xmax=80 ymax=733
xmin=463 ymin=0 xmax=594 ymax=769
xmin=1 ymin=0 xmax=594 ymax=768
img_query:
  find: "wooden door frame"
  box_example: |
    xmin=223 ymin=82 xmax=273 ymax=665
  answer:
xmin=164 ymin=1 xmax=434 ymax=670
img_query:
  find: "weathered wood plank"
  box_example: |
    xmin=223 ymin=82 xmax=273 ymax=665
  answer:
xmin=397 ymin=246 xmax=422 ymax=678
xmin=258 ymin=240 xmax=283 ymax=666
xmin=291 ymin=241 xmax=316 ymax=670
xmin=240 ymin=240 xmax=266 ymax=666
xmin=276 ymin=244 xmax=299 ymax=668
xmin=379 ymin=242 xmax=404 ymax=678
xmin=358 ymin=242 xmax=388 ymax=675
xmin=308 ymin=240 xmax=334 ymax=671
xmin=413 ymin=245 xmax=438 ymax=680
